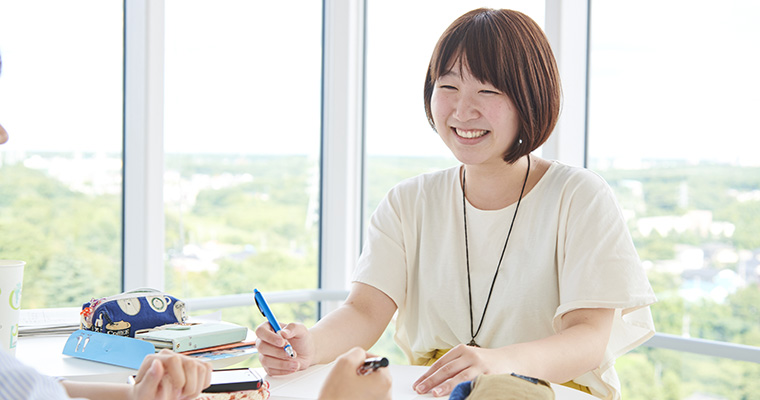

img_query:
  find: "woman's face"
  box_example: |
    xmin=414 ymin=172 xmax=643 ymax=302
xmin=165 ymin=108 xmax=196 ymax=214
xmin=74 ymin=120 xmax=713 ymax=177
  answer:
xmin=430 ymin=62 xmax=520 ymax=168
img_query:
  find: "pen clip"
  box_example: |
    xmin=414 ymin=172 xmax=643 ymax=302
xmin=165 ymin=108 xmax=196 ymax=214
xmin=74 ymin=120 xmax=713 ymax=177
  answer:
xmin=254 ymin=292 xmax=266 ymax=318
xmin=254 ymin=297 xmax=262 ymax=314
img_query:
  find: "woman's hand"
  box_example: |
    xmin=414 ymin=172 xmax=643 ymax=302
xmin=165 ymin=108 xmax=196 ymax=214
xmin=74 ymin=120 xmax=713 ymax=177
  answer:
xmin=413 ymin=308 xmax=615 ymax=397
xmin=318 ymin=347 xmax=392 ymax=400
xmin=412 ymin=344 xmax=511 ymax=397
xmin=255 ymin=321 xmax=316 ymax=375
xmin=132 ymin=349 xmax=212 ymax=400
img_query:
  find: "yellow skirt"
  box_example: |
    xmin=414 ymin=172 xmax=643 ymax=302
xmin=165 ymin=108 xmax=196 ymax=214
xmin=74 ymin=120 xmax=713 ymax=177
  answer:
xmin=424 ymin=349 xmax=592 ymax=395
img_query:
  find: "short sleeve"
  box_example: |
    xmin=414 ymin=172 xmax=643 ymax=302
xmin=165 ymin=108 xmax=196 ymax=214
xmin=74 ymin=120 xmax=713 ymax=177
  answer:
xmin=550 ymin=170 xmax=657 ymax=398
xmin=352 ymin=188 xmax=408 ymax=307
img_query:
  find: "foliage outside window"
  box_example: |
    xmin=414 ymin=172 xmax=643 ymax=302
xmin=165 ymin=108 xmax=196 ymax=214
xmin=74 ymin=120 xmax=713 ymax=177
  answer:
xmin=588 ymin=1 xmax=760 ymax=398
xmin=162 ymin=0 xmax=323 ymax=330
xmin=0 ymin=0 xmax=123 ymax=308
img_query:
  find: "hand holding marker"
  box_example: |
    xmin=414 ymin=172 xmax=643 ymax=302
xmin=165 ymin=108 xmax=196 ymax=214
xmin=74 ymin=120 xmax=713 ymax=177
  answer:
xmin=357 ymin=356 xmax=389 ymax=375
xmin=254 ymin=288 xmax=296 ymax=358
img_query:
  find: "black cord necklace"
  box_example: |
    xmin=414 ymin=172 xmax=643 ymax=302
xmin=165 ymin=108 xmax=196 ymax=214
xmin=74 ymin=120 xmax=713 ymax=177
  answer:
xmin=462 ymin=155 xmax=531 ymax=347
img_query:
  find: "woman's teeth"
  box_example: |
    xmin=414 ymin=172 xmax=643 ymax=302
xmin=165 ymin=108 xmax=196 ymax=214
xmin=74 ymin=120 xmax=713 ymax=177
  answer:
xmin=455 ymin=128 xmax=488 ymax=138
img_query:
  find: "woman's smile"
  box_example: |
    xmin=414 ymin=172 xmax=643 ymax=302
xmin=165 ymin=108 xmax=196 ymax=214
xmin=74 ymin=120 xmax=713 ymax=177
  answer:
xmin=453 ymin=128 xmax=489 ymax=139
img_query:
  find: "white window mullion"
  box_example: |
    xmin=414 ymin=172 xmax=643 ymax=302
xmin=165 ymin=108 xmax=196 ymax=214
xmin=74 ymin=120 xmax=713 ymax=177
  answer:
xmin=319 ymin=0 xmax=366 ymax=316
xmin=543 ymin=0 xmax=589 ymax=167
xmin=123 ymin=0 xmax=165 ymax=291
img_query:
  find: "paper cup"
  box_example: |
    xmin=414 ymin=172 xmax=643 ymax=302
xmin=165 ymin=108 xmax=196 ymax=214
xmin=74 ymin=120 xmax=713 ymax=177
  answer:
xmin=0 ymin=260 xmax=25 ymax=356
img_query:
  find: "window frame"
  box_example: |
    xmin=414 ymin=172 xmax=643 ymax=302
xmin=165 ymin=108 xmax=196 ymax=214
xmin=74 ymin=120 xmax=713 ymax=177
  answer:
xmin=123 ymin=0 xmax=165 ymax=291
xmin=318 ymin=0 xmax=367 ymax=317
xmin=121 ymin=0 xmax=591 ymax=300
xmin=121 ymin=0 xmax=368 ymax=300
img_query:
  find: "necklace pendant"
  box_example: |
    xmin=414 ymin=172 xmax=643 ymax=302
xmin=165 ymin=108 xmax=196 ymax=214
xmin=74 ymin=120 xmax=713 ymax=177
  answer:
xmin=467 ymin=339 xmax=480 ymax=347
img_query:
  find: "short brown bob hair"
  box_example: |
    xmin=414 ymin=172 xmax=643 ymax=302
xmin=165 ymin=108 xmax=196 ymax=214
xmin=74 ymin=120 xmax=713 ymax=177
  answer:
xmin=423 ymin=8 xmax=561 ymax=164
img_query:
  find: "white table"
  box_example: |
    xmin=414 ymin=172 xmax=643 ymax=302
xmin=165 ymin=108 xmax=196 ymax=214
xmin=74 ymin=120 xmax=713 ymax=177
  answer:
xmin=17 ymin=335 xmax=596 ymax=399
xmin=264 ymin=363 xmax=597 ymax=400
xmin=16 ymin=332 xmax=255 ymax=383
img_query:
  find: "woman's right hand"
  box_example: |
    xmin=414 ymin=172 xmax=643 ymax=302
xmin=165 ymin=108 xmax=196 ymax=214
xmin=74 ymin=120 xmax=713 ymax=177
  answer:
xmin=254 ymin=321 xmax=316 ymax=375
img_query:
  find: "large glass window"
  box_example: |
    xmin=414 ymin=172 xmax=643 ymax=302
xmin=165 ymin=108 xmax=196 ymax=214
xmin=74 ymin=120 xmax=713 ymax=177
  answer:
xmin=588 ymin=1 xmax=760 ymax=398
xmin=617 ymin=347 xmax=760 ymax=400
xmin=163 ymin=0 xmax=323 ymax=328
xmin=364 ymin=0 xmax=545 ymax=363
xmin=0 ymin=1 xmax=124 ymax=308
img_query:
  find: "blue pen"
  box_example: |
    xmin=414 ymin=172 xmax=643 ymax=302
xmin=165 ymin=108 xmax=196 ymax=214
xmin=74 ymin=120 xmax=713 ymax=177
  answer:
xmin=254 ymin=288 xmax=296 ymax=358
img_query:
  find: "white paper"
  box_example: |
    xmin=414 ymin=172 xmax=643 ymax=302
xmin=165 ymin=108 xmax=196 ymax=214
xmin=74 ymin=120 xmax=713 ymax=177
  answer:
xmin=266 ymin=363 xmax=434 ymax=400
xmin=18 ymin=307 xmax=81 ymax=336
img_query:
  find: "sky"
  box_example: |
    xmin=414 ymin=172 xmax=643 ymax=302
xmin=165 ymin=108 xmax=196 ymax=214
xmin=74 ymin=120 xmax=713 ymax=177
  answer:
xmin=1 ymin=0 xmax=758 ymax=165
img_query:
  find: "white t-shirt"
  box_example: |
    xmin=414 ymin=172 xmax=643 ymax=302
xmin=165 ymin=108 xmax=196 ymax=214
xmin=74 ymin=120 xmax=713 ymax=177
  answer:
xmin=353 ymin=161 xmax=657 ymax=400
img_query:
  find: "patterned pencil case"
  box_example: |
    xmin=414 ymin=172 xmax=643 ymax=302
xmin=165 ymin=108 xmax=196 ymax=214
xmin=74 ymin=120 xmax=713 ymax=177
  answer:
xmin=80 ymin=288 xmax=187 ymax=338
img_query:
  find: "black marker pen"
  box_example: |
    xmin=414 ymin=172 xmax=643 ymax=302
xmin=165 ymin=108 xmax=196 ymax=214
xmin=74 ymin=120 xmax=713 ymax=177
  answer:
xmin=357 ymin=356 xmax=389 ymax=375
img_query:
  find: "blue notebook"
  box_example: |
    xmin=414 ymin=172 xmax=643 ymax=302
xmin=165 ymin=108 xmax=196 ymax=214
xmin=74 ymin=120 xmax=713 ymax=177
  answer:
xmin=62 ymin=329 xmax=155 ymax=369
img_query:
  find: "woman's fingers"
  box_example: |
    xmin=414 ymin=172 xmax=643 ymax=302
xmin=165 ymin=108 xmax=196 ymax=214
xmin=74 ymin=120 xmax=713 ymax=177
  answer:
xmin=413 ymin=345 xmax=486 ymax=397
xmin=258 ymin=353 xmax=301 ymax=375
xmin=255 ymin=321 xmax=313 ymax=375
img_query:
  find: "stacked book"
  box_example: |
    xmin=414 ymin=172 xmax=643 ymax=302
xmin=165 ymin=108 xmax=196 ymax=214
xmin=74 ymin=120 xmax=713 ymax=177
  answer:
xmin=18 ymin=307 xmax=81 ymax=337
xmin=135 ymin=321 xmax=258 ymax=366
xmin=135 ymin=322 xmax=248 ymax=352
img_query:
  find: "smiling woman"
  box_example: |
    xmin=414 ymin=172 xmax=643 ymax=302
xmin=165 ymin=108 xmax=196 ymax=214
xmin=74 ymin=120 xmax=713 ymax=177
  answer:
xmin=423 ymin=9 xmax=560 ymax=166
xmin=430 ymin=66 xmax=523 ymax=169
xmin=255 ymin=7 xmax=656 ymax=400
xmin=429 ymin=66 xmax=522 ymax=170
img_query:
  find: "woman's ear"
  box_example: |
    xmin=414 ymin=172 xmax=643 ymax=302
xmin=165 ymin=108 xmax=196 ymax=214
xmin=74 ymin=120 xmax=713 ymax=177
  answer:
xmin=0 ymin=123 xmax=8 ymax=145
